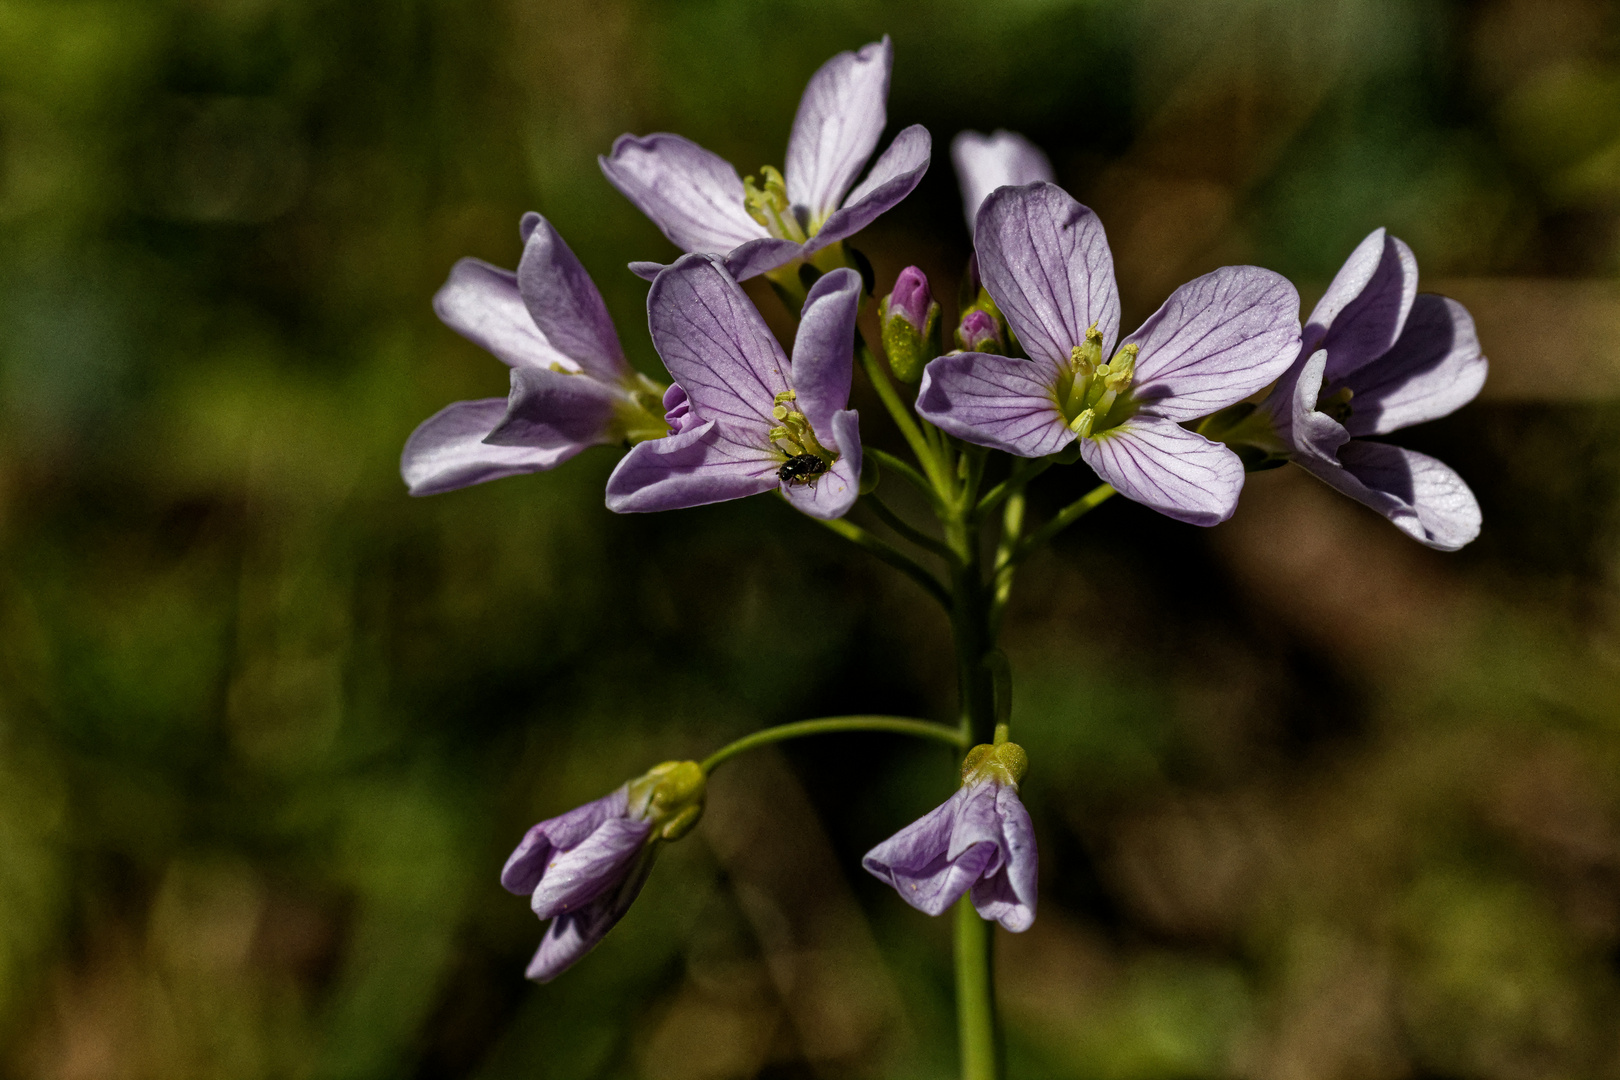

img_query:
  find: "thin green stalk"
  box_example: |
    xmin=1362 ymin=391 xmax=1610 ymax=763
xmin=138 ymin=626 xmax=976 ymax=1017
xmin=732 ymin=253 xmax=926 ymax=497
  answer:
xmin=955 ymin=898 xmax=998 ymax=1080
xmin=976 ymin=459 xmax=1051 ymax=519
xmin=857 ymin=340 xmax=950 ymax=493
xmin=863 ymin=495 xmax=954 ymax=561
xmin=988 ymin=490 xmax=1026 ymax=637
xmin=1004 ymin=483 xmax=1116 ymax=567
xmin=700 ymin=715 xmax=966 ymax=773
xmin=869 ymin=448 xmax=946 ymax=514
xmin=814 ymin=516 xmax=951 ymax=609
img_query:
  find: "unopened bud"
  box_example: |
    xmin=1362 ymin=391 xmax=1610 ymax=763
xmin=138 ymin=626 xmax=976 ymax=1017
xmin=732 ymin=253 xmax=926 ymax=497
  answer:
xmin=879 ymin=266 xmax=941 ymax=382
xmin=627 ymin=760 xmax=707 ymax=841
xmin=956 ymin=309 xmax=1004 ymax=354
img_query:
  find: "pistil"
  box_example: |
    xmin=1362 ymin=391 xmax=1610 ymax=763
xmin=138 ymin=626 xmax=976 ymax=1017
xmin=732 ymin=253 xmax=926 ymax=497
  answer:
xmin=743 ymin=166 xmax=808 ymax=243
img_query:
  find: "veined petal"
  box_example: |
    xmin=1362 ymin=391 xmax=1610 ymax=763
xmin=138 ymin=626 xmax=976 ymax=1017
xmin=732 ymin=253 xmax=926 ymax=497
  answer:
xmin=975 ymin=183 xmax=1121 ymax=369
xmin=501 ymin=789 xmax=631 ymax=896
xmin=969 ymin=785 xmax=1037 ymax=932
xmin=433 ymin=258 xmax=574 ymax=371
xmin=1124 ymin=265 xmax=1301 ymax=420
xmin=1080 ymin=415 xmax=1245 ymax=526
xmin=648 ymin=254 xmax=791 ymax=428
xmin=605 ymin=419 xmax=780 ymax=513
xmin=1308 ymin=228 xmax=1418 ymax=383
xmin=863 ymin=787 xmax=996 ymax=917
xmin=401 ymin=399 xmax=580 ymax=496
xmin=483 ymin=366 xmax=626 ymax=449
xmin=951 ymin=129 xmax=1054 ymax=234
xmin=599 ymin=133 xmax=766 ymax=254
xmin=1263 ymin=349 xmax=1349 ymax=465
xmin=722 ymin=237 xmax=807 ymax=282
xmin=530 ymin=817 xmax=653 ymax=920
xmin=790 ymin=268 xmax=861 ymax=435
xmin=517 ymin=214 xmax=630 ymax=380
xmin=526 ymin=848 xmax=657 ymax=984
xmin=1301 ymin=441 xmax=1482 ymax=551
xmin=916 ymin=352 xmax=1072 ymax=458
xmin=804 ymin=124 xmax=931 ymax=254
xmin=782 ymin=409 xmax=860 ymax=520
xmin=1339 ymin=294 xmax=1486 ymax=437
xmin=785 ymin=37 xmax=891 ymax=219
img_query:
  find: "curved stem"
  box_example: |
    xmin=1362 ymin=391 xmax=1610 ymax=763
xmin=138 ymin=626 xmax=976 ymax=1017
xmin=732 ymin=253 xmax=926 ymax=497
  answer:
xmin=700 ymin=715 xmax=966 ymax=773
xmin=863 ymin=494 xmax=954 ymax=561
xmin=1004 ymin=483 xmax=1116 ymax=567
xmin=814 ymin=515 xmax=951 ymax=609
xmin=856 ymin=339 xmax=951 ymax=495
xmin=869 ymin=448 xmax=946 ymax=514
xmin=977 ymin=459 xmax=1050 ymax=519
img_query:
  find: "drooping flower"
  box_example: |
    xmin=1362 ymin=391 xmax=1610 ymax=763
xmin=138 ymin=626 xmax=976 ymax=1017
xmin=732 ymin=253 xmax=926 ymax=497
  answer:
xmin=402 ymin=214 xmax=667 ymax=496
xmin=605 ymin=257 xmax=864 ymax=520
xmin=600 ymin=37 xmax=931 ymax=283
xmin=879 ymin=265 xmax=940 ymax=382
xmin=951 ymin=129 xmax=1053 ymax=234
xmin=863 ymin=736 xmax=1036 ymax=932
xmin=502 ymin=761 xmax=706 ymax=983
xmin=916 ymin=182 xmax=1302 ymax=526
xmin=1217 ymin=229 xmax=1485 ymax=550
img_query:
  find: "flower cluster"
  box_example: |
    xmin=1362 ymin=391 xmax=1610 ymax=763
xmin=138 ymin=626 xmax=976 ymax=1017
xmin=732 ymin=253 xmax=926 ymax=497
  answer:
xmin=403 ymin=35 xmax=1491 ymax=985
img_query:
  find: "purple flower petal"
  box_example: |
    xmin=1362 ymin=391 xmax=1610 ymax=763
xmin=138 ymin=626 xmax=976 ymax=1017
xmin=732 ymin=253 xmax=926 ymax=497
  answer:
xmin=647 ymin=254 xmax=791 ymax=428
xmin=599 ymin=133 xmax=766 ymax=255
xmin=500 ymin=788 xmax=630 ymax=896
xmin=433 ymin=259 xmax=574 ymax=371
xmin=1123 ymin=265 xmax=1301 ymax=420
xmin=722 ymin=237 xmax=809 ymax=282
xmin=516 ymin=214 xmax=631 ymax=380
xmin=1299 ymin=440 xmax=1482 ymax=551
xmin=951 ymin=129 xmax=1054 ymax=234
xmin=401 ymin=399 xmax=581 ymax=496
xmin=974 ymin=182 xmax=1121 ymax=369
xmin=530 ymin=817 xmax=654 ymax=919
xmin=526 ymin=848 xmax=656 ymax=984
xmin=785 ymin=37 xmax=891 ymax=220
xmin=1080 ymin=415 xmax=1245 ymax=526
xmin=863 ymin=786 xmax=996 ymax=916
xmin=804 ymin=124 xmax=932 ymax=254
xmin=1265 ymin=348 xmax=1350 ymax=466
xmin=1338 ymin=294 xmax=1487 ymax=437
xmin=1307 ymin=228 xmax=1418 ymax=384
xmin=781 ymin=409 xmax=861 ymax=520
xmin=968 ymin=785 xmax=1037 ymax=932
xmin=789 ymin=267 xmax=861 ymax=435
xmin=604 ymin=420 xmax=780 ymax=513
xmin=629 ymin=260 xmax=665 ymax=281
xmin=483 ymin=365 xmax=627 ymax=449
xmin=916 ymin=352 xmax=1072 ymax=458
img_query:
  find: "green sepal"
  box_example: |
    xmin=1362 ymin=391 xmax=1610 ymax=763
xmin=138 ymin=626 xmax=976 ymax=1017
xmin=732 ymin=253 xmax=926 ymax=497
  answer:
xmin=626 ymin=760 xmax=706 ymax=842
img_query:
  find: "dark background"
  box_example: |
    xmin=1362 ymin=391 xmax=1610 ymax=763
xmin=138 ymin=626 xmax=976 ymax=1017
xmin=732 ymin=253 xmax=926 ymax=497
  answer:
xmin=3 ymin=0 xmax=1619 ymax=1077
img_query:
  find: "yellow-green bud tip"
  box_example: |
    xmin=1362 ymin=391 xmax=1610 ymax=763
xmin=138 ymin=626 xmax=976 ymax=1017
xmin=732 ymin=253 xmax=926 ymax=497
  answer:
xmin=961 ymin=738 xmax=1028 ymax=787
xmin=627 ymin=760 xmax=707 ymax=841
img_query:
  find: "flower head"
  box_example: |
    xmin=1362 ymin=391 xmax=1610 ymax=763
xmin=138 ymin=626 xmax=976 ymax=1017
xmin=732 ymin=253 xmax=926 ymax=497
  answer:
xmin=605 ymin=258 xmax=864 ymax=520
xmin=502 ymin=761 xmax=705 ymax=983
xmin=951 ymin=129 xmax=1053 ymax=235
xmin=955 ymin=308 xmax=1003 ymax=354
xmin=863 ymin=736 xmax=1037 ymax=932
xmin=1246 ymin=229 xmax=1486 ymax=549
xmin=600 ymin=38 xmax=931 ymax=282
xmin=402 ymin=214 xmax=667 ymax=496
xmin=916 ymin=182 xmax=1302 ymax=526
xmin=879 ymin=265 xmax=940 ymax=382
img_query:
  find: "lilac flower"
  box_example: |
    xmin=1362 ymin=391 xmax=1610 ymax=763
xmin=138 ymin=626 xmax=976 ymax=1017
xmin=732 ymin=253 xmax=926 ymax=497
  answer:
xmin=502 ymin=761 xmax=705 ymax=983
xmin=402 ymin=214 xmax=667 ymax=496
xmin=879 ymin=265 xmax=940 ymax=382
xmin=916 ymin=182 xmax=1302 ymax=526
xmin=600 ymin=37 xmax=930 ymax=283
xmin=951 ymin=129 xmax=1054 ymax=234
xmin=1242 ymin=229 xmax=1486 ymax=549
xmin=605 ymin=257 xmax=864 ymax=520
xmin=863 ymin=738 xmax=1036 ymax=932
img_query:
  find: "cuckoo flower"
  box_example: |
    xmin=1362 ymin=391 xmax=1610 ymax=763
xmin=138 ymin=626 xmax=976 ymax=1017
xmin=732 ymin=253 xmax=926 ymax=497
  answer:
xmin=863 ymin=737 xmax=1036 ymax=932
xmin=402 ymin=214 xmax=666 ymax=496
xmin=605 ymin=258 xmax=864 ymax=519
xmin=879 ymin=265 xmax=940 ymax=382
xmin=917 ymin=182 xmax=1302 ymax=526
xmin=951 ymin=129 xmax=1053 ymax=235
xmin=600 ymin=37 xmax=931 ymax=283
xmin=502 ymin=761 xmax=705 ymax=983
xmin=1247 ymin=229 xmax=1486 ymax=550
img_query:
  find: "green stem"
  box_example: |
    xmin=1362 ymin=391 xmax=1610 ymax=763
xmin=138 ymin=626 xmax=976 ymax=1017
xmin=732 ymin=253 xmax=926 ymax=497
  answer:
xmin=988 ymin=490 xmax=1026 ymax=637
xmin=857 ymin=339 xmax=951 ymax=494
xmin=868 ymin=448 xmax=945 ymax=513
xmin=1004 ymin=483 xmax=1116 ymax=567
xmin=955 ymin=898 xmax=998 ymax=1080
xmin=977 ymin=459 xmax=1050 ymax=519
xmin=863 ymin=495 xmax=954 ymax=561
xmin=700 ymin=715 xmax=966 ymax=773
xmin=814 ymin=516 xmax=951 ymax=609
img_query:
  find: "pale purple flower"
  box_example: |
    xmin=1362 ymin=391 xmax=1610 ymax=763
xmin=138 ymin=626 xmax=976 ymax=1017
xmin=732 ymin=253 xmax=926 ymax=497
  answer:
xmin=879 ymin=265 xmax=939 ymax=382
xmin=917 ymin=182 xmax=1302 ymax=526
xmin=951 ymin=129 xmax=1054 ymax=234
xmin=403 ymin=214 xmax=666 ymax=496
xmin=884 ymin=265 xmax=934 ymax=332
xmin=863 ymin=743 xmax=1037 ymax=932
xmin=600 ymin=38 xmax=931 ymax=282
xmin=605 ymin=258 xmax=864 ymax=520
xmin=1258 ymin=229 xmax=1486 ymax=550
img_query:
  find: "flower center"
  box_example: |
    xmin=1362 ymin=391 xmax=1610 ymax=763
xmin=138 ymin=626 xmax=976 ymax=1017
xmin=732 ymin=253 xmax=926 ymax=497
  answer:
xmin=1316 ymin=385 xmax=1353 ymax=424
xmin=1054 ymin=323 xmax=1138 ymax=439
xmin=743 ymin=165 xmax=810 ymax=242
xmin=766 ymin=389 xmax=835 ymax=465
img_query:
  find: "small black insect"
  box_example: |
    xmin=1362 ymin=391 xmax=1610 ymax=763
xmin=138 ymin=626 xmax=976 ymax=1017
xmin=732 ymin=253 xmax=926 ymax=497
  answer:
xmin=777 ymin=453 xmax=829 ymax=486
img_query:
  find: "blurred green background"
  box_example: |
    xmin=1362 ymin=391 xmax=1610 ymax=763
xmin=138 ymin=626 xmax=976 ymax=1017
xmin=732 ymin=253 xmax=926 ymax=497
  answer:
xmin=3 ymin=0 xmax=1620 ymax=1076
